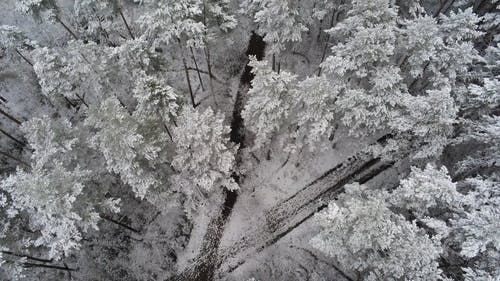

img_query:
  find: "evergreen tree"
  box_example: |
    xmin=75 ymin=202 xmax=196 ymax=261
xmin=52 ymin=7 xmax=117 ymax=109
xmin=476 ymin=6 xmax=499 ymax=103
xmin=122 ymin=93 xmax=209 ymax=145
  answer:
xmin=171 ymin=106 xmax=238 ymax=213
xmin=242 ymin=57 xmax=298 ymax=151
xmin=311 ymin=183 xmax=443 ymax=281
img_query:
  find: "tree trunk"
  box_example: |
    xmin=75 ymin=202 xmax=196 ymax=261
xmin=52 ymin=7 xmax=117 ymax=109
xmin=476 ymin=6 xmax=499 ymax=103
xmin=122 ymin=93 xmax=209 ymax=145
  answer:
xmin=118 ymin=7 xmax=135 ymax=39
xmin=182 ymin=56 xmax=197 ymax=108
xmin=54 ymin=16 xmax=78 ymax=40
xmin=0 ymin=150 xmax=30 ymax=167
xmin=0 ymin=108 xmax=22 ymax=125
xmin=1 ymin=251 xmax=53 ymax=263
xmin=190 ymin=47 xmax=205 ymax=91
xmin=0 ymin=127 xmax=26 ymax=146
xmin=22 ymin=262 xmax=78 ymax=272
xmin=101 ymin=214 xmax=141 ymax=233
xmin=75 ymin=93 xmax=89 ymax=108
xmin=204 ymin=46 xmax=218 ymax=108
xmin=15 ymin=49 xmax=33 ymax=66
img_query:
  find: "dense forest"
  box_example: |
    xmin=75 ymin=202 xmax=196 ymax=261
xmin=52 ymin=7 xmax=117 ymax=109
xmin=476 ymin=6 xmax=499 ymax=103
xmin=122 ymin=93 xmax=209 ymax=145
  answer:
xmin=0 ymin=0 xmax=498 ymax=280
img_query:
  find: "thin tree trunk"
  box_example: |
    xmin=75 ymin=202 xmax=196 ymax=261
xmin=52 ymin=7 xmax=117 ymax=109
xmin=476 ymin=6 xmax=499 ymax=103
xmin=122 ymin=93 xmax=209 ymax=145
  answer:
xmin=63 ymin=96 xmax=77 ymax=108
xmin=0 ymin=127 xmax=26 ymax=146
xmin=204 ymin=46 xmax=218 ymax=108
xmin=272 ymin=54 xmax=276 ymax=71
xmin=201 ymin=0 xmax=217 ymax=108
xmin=15 ymin=49 xmax=33 ymax=66
xmin=75 ymin=93 xmax=89 ymax=108
xmin=1 ymin=251 xmax=53 ymax=263
xmin=0 ymin=150 xmax=30 ymax=167
xmin=163 ymin=124 xmax=173 ymax=142
xmin=101 ymin=214 xmax=141 ymax=233
xmin=190 ymin=47 xmax=205 ymax=91
xmin=182 ymin=56 xmax=196 ymax=108
xmin=118 ymin=8 xmax=134 ymax=39
xmin=54 ymin=16 xmax=78 ymax=40
xmin=0 ymin=108 xmax=22 ymax=125
xmin=22 ymin=262 xmax=78 ymax=272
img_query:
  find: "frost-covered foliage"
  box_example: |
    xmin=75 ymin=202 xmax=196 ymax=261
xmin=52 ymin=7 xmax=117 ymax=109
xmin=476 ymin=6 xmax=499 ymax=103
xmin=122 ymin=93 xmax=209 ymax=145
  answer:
xmin=312 ymin=183 xmax=443 ymax=281
xmin=15 ymin=0 xmax=58 ymax=20
xmin=314 ymin=163 xmax=500 ymax=281
xmin=0 ymin=25 xmax=36 ymax=51
xmin=0 ymin=116 xmax=117 ymax=261
xmin=291 ymin=76 xmax=338 ymax=152
xmin=32 ymin=43 xmax=95 ymax=106
xmin=138 ymin=0 xmax=236 ymax=48
xmin=72 ymin=0 xmax=130 ymax=42
xmin=86 ymin=97 xmax=161 ymax=199
xmin=1 ymin=164 xmax=92 ymax=259
xmin=452 ymin=175 xmax=500 ymax=278
xmin=388 ymin=164 xmax=465 ymax=219
xmin=241 ymin=0 xmax=308 ymax=54
xmin=242 ymin=57 xmax=298 ymax=151
xmin=454 ymin=116 xmax=500 ymax=177
xmin=172 ymin=107 xmax=238 ymax=195
xmin=1 ymin=0 xmax=499 ymax=280
xmin=133 ymin=74 xmax=182 ymax=126
xmin=318 ymin=1 xmax=481 ymax=159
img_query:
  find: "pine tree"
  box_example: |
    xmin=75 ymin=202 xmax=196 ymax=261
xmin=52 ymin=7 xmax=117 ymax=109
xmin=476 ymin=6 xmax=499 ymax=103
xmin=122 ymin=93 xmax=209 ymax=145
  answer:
xmin=311 ymin=183 xmax=443 ymax=281
xmin=0 ymin=25 xmax=37 ymax=66
xmin=291 ymin=76 xmax=338 ymax=152
xmin=242 ymin=57 xmax=298 ymax=151
xmin=85 ymin=97 xmax=160 ymax=199
xmin=240 ymin=0 xmax=308 ymax=55
xmin=171 ymin=106 xmax=238 ymax=209
xmin=0 ymin=116 xmax=117 ymax=261
xmin=73 ymin=0 xmax=135 ymax=42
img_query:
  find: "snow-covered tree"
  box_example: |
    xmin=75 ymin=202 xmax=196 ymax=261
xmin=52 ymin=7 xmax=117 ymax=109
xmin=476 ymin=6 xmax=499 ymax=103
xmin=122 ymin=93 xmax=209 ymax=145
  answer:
xmin=85 ymin=97 xmax=160 ymax=199
xmin=172 ymin=106 xmax=238 ymax=197
xmin=73 ymin=0 xmax=136 ymax=42
xmin=0 ymin=163 xmax=93 ymax=259
xmin=170 ymin=106 xmax=238 ymax=216
xmin=240 ymin=0 xmax=308 ymax=55
xmin=242 ymin=57 xmax=298 ymax=151
xmin=311 ymin=183 xmax=443 ymax=281
xmin=321 ymin=0 xmax=405 ymax=137
xmin=290 ymin=76 xmax=338 ymax=152
xmin=133 ymin=74 xmax=182 ymax=129
xmin=0 ymin=25 xmax=37 ymax=66
xmin=388 ymin=164 xmax=465 ymax=220
xmin=31 ymin=44 xmax=93 ymax=107
xmin=451 ymin=175 xmax=500 ymax=278
xmin=15 ymin=0 xmax=58 ymax=20
xmin=0 ymin=116 xmax=118 ymax=261
xmin=454 ymin=116 xmax=500 ymax=178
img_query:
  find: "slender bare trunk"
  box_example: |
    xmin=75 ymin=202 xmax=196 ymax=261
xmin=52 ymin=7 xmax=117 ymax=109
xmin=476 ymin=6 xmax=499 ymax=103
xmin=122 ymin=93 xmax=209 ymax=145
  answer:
xmin=190 ymin=47 xmax=205 ymax=91
xmin=0 ymin=150 xmax=30 ymax=167
xmin=0 ymin=127 xmax=26 ymax=146
xmin=1 ymin=251 xmax=53 ymax=263
xmin=54 ymin=16 xmax=78 ymax=40
xmin=182 ymin=55 xmax=196 ymax=108
xmin=118 ymin=8 xmax=134 ymax=39
xmin=204 ymin=46 xmax=218 ymax=108
xmin=163 ymin=124 xmax=173 ymax=142
xmin=0 ymin=108 xmax=22 ymax=125
xmin=75 ymin=93 xmax=89 ymax=108
xmin=15 ymin=49 xmax=33 ymax=66
xmin=101 ymin=214 xmax=141 ymax=233
xmin=22 ymin=262 xmax=78 ymax=272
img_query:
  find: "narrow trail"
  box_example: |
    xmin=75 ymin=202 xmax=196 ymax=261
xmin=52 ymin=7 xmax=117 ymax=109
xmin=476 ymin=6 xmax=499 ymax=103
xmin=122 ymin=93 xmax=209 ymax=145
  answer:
xmin=170 ymin=32 xmax=266 ymax=281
